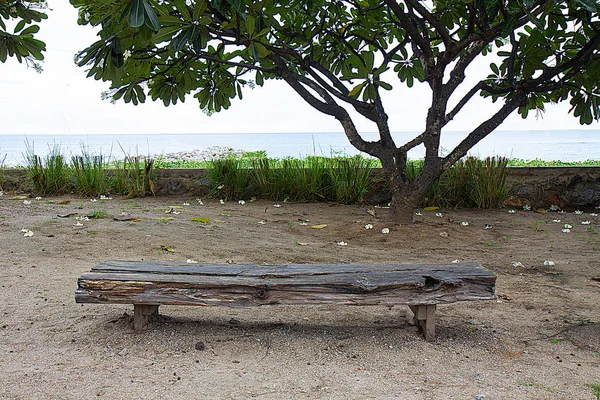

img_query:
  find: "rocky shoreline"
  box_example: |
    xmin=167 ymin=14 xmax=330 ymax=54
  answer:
xmin=150 ymin=146 xmax=246 ymax=162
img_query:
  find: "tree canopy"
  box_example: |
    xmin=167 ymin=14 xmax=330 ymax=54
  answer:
xmin=71 ymin=0 xmax=600 ymax=220
xmin=0 ymin=0 xmax=47 ymax=69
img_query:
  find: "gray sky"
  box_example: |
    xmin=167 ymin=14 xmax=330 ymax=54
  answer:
xmin=1 ymin=2 xmax=598 ymax=135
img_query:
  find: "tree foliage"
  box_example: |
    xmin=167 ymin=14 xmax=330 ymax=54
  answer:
xmin=0 ymin=0 xmax=47 ymax=69
xmin=71 ymin=0 xmax=600 ymax=219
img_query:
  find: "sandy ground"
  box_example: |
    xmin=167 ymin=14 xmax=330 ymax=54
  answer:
xmin=0 ymin=194 xmax=599 ymax=399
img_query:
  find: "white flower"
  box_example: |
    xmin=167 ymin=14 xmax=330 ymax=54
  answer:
xmin=73 ymin=222 xmax=84 ymax=226
xmin=523 ymin=205 xmax=531 ymax=211
xmin=552 ymin=219 xmax=561 ymax=223
xmin=337 ymin=241 xmax=348 ymax=246
xmin=415 ymin=211 xmax=422 ymax=216
xmin=590 ymin=213 xmax=598 ymax=217
xmin=435 ymin=212 xmax=443 ymax=217
xmin=558 ymin=210 xmax=566 ymax=214
xmin=23 ymin=230 xmax=33 ymax=237
xmin=543 ymin=260 xmax=555 ymax=266
xmin=123 ymin=49 xmax=132 ymax=61
xmin=581 ymin=221 xmax=591 ymax=225
xmin=484 ymin=224 xmax=493 ymax=230
xmin=451 ymin=259 xmax=460 ymax=263
xmin=219 ymin=199 xmax=225 ymax=204
xmin=196 ymin=198 xmax=204 ymax=205
xmin=299 ymin=222 xmax=308 ymax=226
xmin=273 ymin=204 xmax=282 ymax=208
xmin=183 ymin=202 xmax=190 ymax=206
xmin=381 ymin=228 xmax=390 ymax=234
xmin=186 ymin=259 xmax=198 ymax=264
xmin=238 ymin=200 xmax=246 ymax=205
xmin=508 ymin=209 xmax=516 ymax=213
xmin=549 ymin=205 xmax=559 ymax=211
xmin=91 ymin=199 xmax=97 ymax=202
xmin=564 ymin=224 xmax=572 ymax=229
xmin=23 ymin=200 xmax=31 ymax=205
xmin=21 ymin=228 xmax=28 ymax=233
xmin=365 ymin=224 xmax=373 ymax=229
xmin=574 ymin=210 xmax=583 ymax=215
xmin=460 ymin=221 xmax=469 ymax=226
xmin=512 ymin=261 xmax=523 ymax=267
xmin=217 ymin=185 xmax=224 ymax=190
xmin=35 ymin=196 xmax=42 ymax=200
xmin=120 ymin=212 xmax=127 ymax=216
xmin=257 ymin=220 xmax=266 ymax=225
xmin=76 ymin=216 xmax=89 ymax=221
xmin=562 ymin=228 xmax=571 ymax=233
xmin=172 ymin=211 xmax=180 ymax=215
xmin=100 ymin=195 xmax=112 ymax=200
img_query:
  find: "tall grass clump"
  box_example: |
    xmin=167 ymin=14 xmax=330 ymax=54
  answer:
xmin=327 ymin=155 xmax=375 ymax=203
xmin=0 ymin=153 xmax=6 ymax=191
xmin=208 ymin=156 xmax=252 ymax=200
xmin=71 ymin=146 xmax=110 ymax=197
xmin=111 ymin=154 xmax=155 ymax=198
xmin=25 ymin=142 xmax=71 ymax=195
xmin=418 ymin=156 xmax=510 ymax=208
xmin=465 ymin=156 xmax=510 ymax=208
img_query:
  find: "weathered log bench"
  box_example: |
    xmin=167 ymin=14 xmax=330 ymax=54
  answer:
xmin=75 ymin=260 xmax=496 ymax=341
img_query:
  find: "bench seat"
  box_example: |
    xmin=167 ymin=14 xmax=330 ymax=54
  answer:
xmin=75 ymin=260 xmax=496 ymax=341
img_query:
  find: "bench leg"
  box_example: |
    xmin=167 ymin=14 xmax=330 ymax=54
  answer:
xmin=409 ymin=305 xmax=436 ymax=342
xmin=133 ymin=304 xmax=159 ymax=331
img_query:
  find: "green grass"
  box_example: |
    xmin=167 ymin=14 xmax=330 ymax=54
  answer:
xmin=109 ymin=150 xmax=156 ymax=198
xmin=88 ymin=210 xmax=109 ymax=219
xmin=508 ymin=158 xmax=600 ymax=166
xmin=71 ymin=146 xmax=110 ymax=197
xmin=588 ymin=383 xmax=600 ymax=400
xmin=25 ymin=141 xmax=71 ymax=196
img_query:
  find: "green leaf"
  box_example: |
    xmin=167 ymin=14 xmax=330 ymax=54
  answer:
xmin=14 ymin=20 xmax=26 ymax=33
xmin=128 ymin=0 xmax=145 ymax=28
xmin=143 ymin=0 xmax=161 ymax=31
xmin=348 ymin=81 xmax=366 ymax=98
xmin=575 ymin=0 xmax=597 ymax=12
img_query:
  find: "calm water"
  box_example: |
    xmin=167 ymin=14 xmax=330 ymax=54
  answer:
xmin=1 ymin=130 xmax=599 ymax=166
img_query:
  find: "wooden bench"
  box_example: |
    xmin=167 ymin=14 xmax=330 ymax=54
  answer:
xmin=75 ymin=261 xmax=496 ymax=341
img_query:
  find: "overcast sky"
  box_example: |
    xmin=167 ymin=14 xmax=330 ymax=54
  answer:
xmin=1 ymin=2 xmax=598 ymax=136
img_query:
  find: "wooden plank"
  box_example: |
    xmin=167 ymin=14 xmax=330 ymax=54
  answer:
xmin=91 ymin=261 xmax=494 ymax=279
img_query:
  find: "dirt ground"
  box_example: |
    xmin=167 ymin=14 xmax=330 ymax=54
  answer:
xmin=0 ymin=194 xmax=599 ymax=399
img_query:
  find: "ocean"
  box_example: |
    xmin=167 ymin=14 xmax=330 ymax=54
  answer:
xmin=1 ymin=130 xmax=599 ymax=166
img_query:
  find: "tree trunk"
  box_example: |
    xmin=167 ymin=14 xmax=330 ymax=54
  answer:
xmin=388 ymin=182 xmax=424 ymax=225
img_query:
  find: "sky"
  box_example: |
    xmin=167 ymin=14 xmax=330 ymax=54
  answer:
xmin=1 ymin=2 xmax=599 ymax=136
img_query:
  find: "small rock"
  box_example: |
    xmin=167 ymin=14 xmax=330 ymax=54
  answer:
xmin=194 ymin=341 xmax=206 ymax=351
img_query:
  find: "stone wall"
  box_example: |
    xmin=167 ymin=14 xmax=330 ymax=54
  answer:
xmin=2 ymin=167 xmax=599 ymax=208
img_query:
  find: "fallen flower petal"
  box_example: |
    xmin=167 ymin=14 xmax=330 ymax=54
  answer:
xmin=183 ymin=202 xmax=190 ymax=206
xmin=273 ymin=204 xmax=282 ymax=208
xmin=23 ymin=200 xmax=31 ymax=205
xmin=574 ymin=210 xmax=583 ymax=215
xmin=365 ymin=224 xmax=373 ymax=229
xmin=590 ymin=213 xmax=597 ymax=217
xmin=219 ymin=199 xmax=225 ymax=204
xmin=435 ymin=212 xmax=443 ymax=217
xmin=508 ymin=209 xmax=516 ymax=214
xmin=258 ymin=220 xmax=266 ymax=225
xmin=552 ymin=219 xmax=561 ymax=223
xmin=381 ymin=228 xmax=390 ymax=234
xmin=73 ymin=222 xmax=84 ymax=226
xmin=484 ymin=224 xmax=493 ymax=230
xmin=564 ymin=224 xmax=572 ymax=229
xmin=460 ymin=221 xmax=469 ymax=226
xmin=238 ymin=200 xmax=246 ymax=205
xmin=35 ymin=196 xmax=42 ymax=200
xmin=186 ymin=259 xmax=198 ymax=264
xmin=543 ymin=260 xmax=555 ymax=266
xmin=90 ymin=199 xmax=97 ymax=202
xmin=512 ymin=261 xmax=523 ymax=267
xmin=562 ymin=228 xmax=571 ymax=233
xmin=415 ymin=211 xmax=422 ymax=216
xmin=581 ymin=221 xmax=591 ymax=225
xmin=451 ymin=259 xmax=460 ymax=263
xmin=523 ymin=205 xmax=531 ymax=211
xmin=196 ymin=199 xmax=204 ymax=205
xmin=23 ymin=230 xmax=33 ymax=237
xmin=337 ymin=241 xmax=348 ymax=246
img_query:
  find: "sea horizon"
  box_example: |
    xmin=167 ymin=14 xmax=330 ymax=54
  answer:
xmin=1 ymin=129 xmax=599 ymax=166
